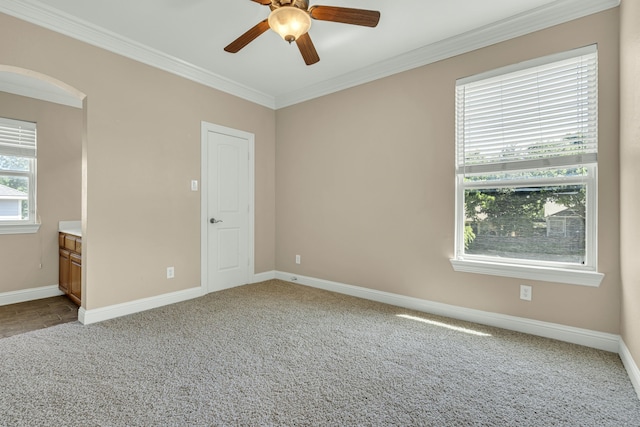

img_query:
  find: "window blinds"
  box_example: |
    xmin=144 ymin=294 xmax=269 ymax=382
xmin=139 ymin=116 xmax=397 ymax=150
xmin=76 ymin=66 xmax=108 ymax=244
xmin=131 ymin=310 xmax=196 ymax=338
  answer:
xmin=0 ymin=117 xmax=37 ymax=158
xmin=456 ymin=45 xmax=597 ymax=175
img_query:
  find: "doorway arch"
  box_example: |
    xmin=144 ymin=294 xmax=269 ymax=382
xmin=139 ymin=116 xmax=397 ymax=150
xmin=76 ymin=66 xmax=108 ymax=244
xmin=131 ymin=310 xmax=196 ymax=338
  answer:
xmin=0 ymin=65 xmax=87 ymax=311
xmin=0 ymin=66 xmax=85 ymax=107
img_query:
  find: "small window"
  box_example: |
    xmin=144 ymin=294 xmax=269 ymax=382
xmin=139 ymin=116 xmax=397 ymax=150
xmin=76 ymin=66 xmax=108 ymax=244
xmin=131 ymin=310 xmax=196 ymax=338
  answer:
xmin=0 ymin=117 xmax=38 ymax=234
xmin=451 ymin=46 xmax=603 ymax=286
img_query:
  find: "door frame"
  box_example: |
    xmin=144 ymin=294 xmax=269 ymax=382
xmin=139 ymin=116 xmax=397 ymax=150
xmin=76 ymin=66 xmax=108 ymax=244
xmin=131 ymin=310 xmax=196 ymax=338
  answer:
xmin=200 ymin=121 xmax=255 ymax=294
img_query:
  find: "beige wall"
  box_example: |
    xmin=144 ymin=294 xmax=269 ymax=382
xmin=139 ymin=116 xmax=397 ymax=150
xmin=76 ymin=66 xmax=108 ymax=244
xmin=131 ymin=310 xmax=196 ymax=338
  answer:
xmin=276 ymin=10 xmax=621 ymax=333
xmin=620 ymin=0 xmax=640 ymax=369
xmin=0 ymin=92 xmax=82 ymax=292
xmin=0 ymin=7 xmax=628 ymax=338
xmin=0 ymin=13 xmax=276 ymax=309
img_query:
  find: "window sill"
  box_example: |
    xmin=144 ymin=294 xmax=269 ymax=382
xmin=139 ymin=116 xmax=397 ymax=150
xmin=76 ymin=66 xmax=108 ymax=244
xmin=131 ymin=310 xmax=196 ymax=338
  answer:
xmin=0 ymin=223 xmax=41 ymax=235
xmin=449 ymin=258 xmax=604 ymax=287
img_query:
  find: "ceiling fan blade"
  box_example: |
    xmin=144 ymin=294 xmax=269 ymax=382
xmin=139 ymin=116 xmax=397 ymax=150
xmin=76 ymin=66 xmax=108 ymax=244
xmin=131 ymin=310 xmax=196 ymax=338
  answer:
xmin=224 ymin=19 xmax=270 ymax=53
xmin=251 ymin=0 xmax=272 ymax=4
xmin=308 ymin=6 xmax=380 ymax=27
xmin=296 ymin=32 xmax=320 ymax=66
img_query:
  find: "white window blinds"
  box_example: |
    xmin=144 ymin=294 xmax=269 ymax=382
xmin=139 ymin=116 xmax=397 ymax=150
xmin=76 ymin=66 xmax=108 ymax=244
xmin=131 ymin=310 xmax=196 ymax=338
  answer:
xmin=456 ymin=45 xmax=597 ymax=175
xmin=0 ymin=117 xmax=37 ymax=158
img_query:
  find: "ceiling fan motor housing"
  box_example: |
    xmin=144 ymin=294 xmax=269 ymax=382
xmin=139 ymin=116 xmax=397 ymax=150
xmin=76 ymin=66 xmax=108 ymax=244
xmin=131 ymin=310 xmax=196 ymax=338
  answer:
xmin=270 ymin=0 xmax=310 ymax=11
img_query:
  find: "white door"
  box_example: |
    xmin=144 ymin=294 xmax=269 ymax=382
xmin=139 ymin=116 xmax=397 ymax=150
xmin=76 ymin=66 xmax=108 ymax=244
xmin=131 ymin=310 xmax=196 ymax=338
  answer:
xmin=202 ymin=123 xmax=254 ymax=293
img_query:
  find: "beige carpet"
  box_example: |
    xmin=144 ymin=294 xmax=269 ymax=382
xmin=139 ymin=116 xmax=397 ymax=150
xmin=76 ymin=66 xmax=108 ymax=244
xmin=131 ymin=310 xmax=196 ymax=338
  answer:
xmin=1 ymin=279 xmax=638 ymax=426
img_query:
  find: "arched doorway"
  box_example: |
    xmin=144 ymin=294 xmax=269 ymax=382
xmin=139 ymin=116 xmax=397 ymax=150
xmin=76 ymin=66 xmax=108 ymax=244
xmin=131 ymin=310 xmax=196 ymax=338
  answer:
xmin=0 ymin=66 xmax=87 ymax=322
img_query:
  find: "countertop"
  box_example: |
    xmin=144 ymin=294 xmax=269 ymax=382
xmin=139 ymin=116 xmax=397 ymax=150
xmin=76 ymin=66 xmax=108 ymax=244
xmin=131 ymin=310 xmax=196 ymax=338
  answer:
xmin=59 ymin=220 xmax=81 ymax=237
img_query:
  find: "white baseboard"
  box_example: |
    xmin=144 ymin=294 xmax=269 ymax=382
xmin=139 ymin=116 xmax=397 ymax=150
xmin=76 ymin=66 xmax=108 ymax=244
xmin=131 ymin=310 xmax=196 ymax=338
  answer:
xmin=0 ymin=284 xmax=64 ymax=306
xmin=252 ymin=270 xmax=276 ymax=283
xmin=620 ymin=339 xmax=640 ymax=400
xmin=275 ymin=271 xmax=620 ymax=353
xmin=80 ymin=271 xmax=277 ymax=325
xmin=79 ymin=286 xmax=204 ymax=325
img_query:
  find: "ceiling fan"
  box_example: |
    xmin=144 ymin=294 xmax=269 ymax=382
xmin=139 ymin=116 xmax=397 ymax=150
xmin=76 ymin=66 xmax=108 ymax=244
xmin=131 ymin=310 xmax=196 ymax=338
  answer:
xmin=224 ymin=0 xmax=381 ymax=66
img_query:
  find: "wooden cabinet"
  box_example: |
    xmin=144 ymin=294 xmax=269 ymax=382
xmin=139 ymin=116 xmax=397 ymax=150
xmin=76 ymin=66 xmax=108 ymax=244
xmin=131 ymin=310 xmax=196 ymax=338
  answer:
xmin=69 ymin=253 xmax=81 ymax=305
xmin=59 ymin=248 xmax=70 ymax=294
xmin=59 ymin=232 xmax=81 ymax=306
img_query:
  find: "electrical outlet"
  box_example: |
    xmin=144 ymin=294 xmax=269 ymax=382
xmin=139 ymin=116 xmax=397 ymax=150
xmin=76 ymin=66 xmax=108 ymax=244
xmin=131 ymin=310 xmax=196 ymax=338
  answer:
xmin=520 ymin=284 xmax=532 ymax=301
xmin=167 ymin=266 xmax=175 ymax=279
xmin=295 ymin=254 xmax=301 ymax=265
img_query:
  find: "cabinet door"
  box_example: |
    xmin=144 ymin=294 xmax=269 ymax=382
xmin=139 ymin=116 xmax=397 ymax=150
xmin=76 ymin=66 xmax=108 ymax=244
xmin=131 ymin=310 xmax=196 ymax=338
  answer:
xmin=59 ymin=248 xmax=70 ymax=294
xmin=69 ymin=253 xmax=82 ymax=306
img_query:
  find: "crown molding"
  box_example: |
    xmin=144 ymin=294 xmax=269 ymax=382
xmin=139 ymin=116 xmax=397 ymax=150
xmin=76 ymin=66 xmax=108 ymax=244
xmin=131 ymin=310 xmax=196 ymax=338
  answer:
xmin=274 ymin=0 xmax=620 ymax=108
xmin=0 ymin=0 xmax=619 ymax=110
xmin=0 ymin=0 xmax=276 ymax=109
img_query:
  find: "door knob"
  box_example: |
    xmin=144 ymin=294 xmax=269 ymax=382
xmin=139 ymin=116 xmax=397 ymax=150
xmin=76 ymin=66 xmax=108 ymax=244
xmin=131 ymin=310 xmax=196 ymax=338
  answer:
xmin=210 ymin=218 xmax=223 ymax=224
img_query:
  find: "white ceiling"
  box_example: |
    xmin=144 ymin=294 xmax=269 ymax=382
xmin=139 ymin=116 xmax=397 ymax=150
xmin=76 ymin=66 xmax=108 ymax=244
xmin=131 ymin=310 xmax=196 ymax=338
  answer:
xmin=0 ymin=0 xmax=619 ymax=109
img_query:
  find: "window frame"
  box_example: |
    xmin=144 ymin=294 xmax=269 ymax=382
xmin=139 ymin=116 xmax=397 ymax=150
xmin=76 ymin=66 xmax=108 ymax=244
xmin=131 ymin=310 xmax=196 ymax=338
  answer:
xmin=450 ymin=46 xmax=603 ymax=287
xmin=0 ymin=118 xmax=39 ymax=235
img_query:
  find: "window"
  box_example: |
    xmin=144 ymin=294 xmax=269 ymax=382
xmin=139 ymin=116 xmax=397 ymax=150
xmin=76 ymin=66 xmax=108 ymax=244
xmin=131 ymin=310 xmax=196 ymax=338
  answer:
xmin=451 ymin=45 xmax=603 ymax=286
xmin=0 ymin=117 xmax=39 ymax=234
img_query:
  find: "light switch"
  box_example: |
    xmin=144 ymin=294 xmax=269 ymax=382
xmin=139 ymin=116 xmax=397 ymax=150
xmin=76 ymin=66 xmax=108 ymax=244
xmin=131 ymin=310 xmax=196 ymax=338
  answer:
xmin=191 ymin=180 xmax=198 ymax=191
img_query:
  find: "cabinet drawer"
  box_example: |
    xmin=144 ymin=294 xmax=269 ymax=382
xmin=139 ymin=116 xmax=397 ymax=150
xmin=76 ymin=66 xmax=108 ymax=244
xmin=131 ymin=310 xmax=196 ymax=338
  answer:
xmin=58 ymin=233 xmax=65 ymax=248
xmin=64 ymin=234 xmax=77 ymax=251
xmin=59 ymin=248 xmax=70 ymax=260
xmin=70 ymin=252 xmax=81 ymax=266
xmin=75 ymin=238 xmax=82 ymax=254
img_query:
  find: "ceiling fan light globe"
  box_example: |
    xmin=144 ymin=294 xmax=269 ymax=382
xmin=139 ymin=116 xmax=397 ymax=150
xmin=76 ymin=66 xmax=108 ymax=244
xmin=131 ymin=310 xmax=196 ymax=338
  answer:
xmin=268 ymin=6 xmax=312 ymax=43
